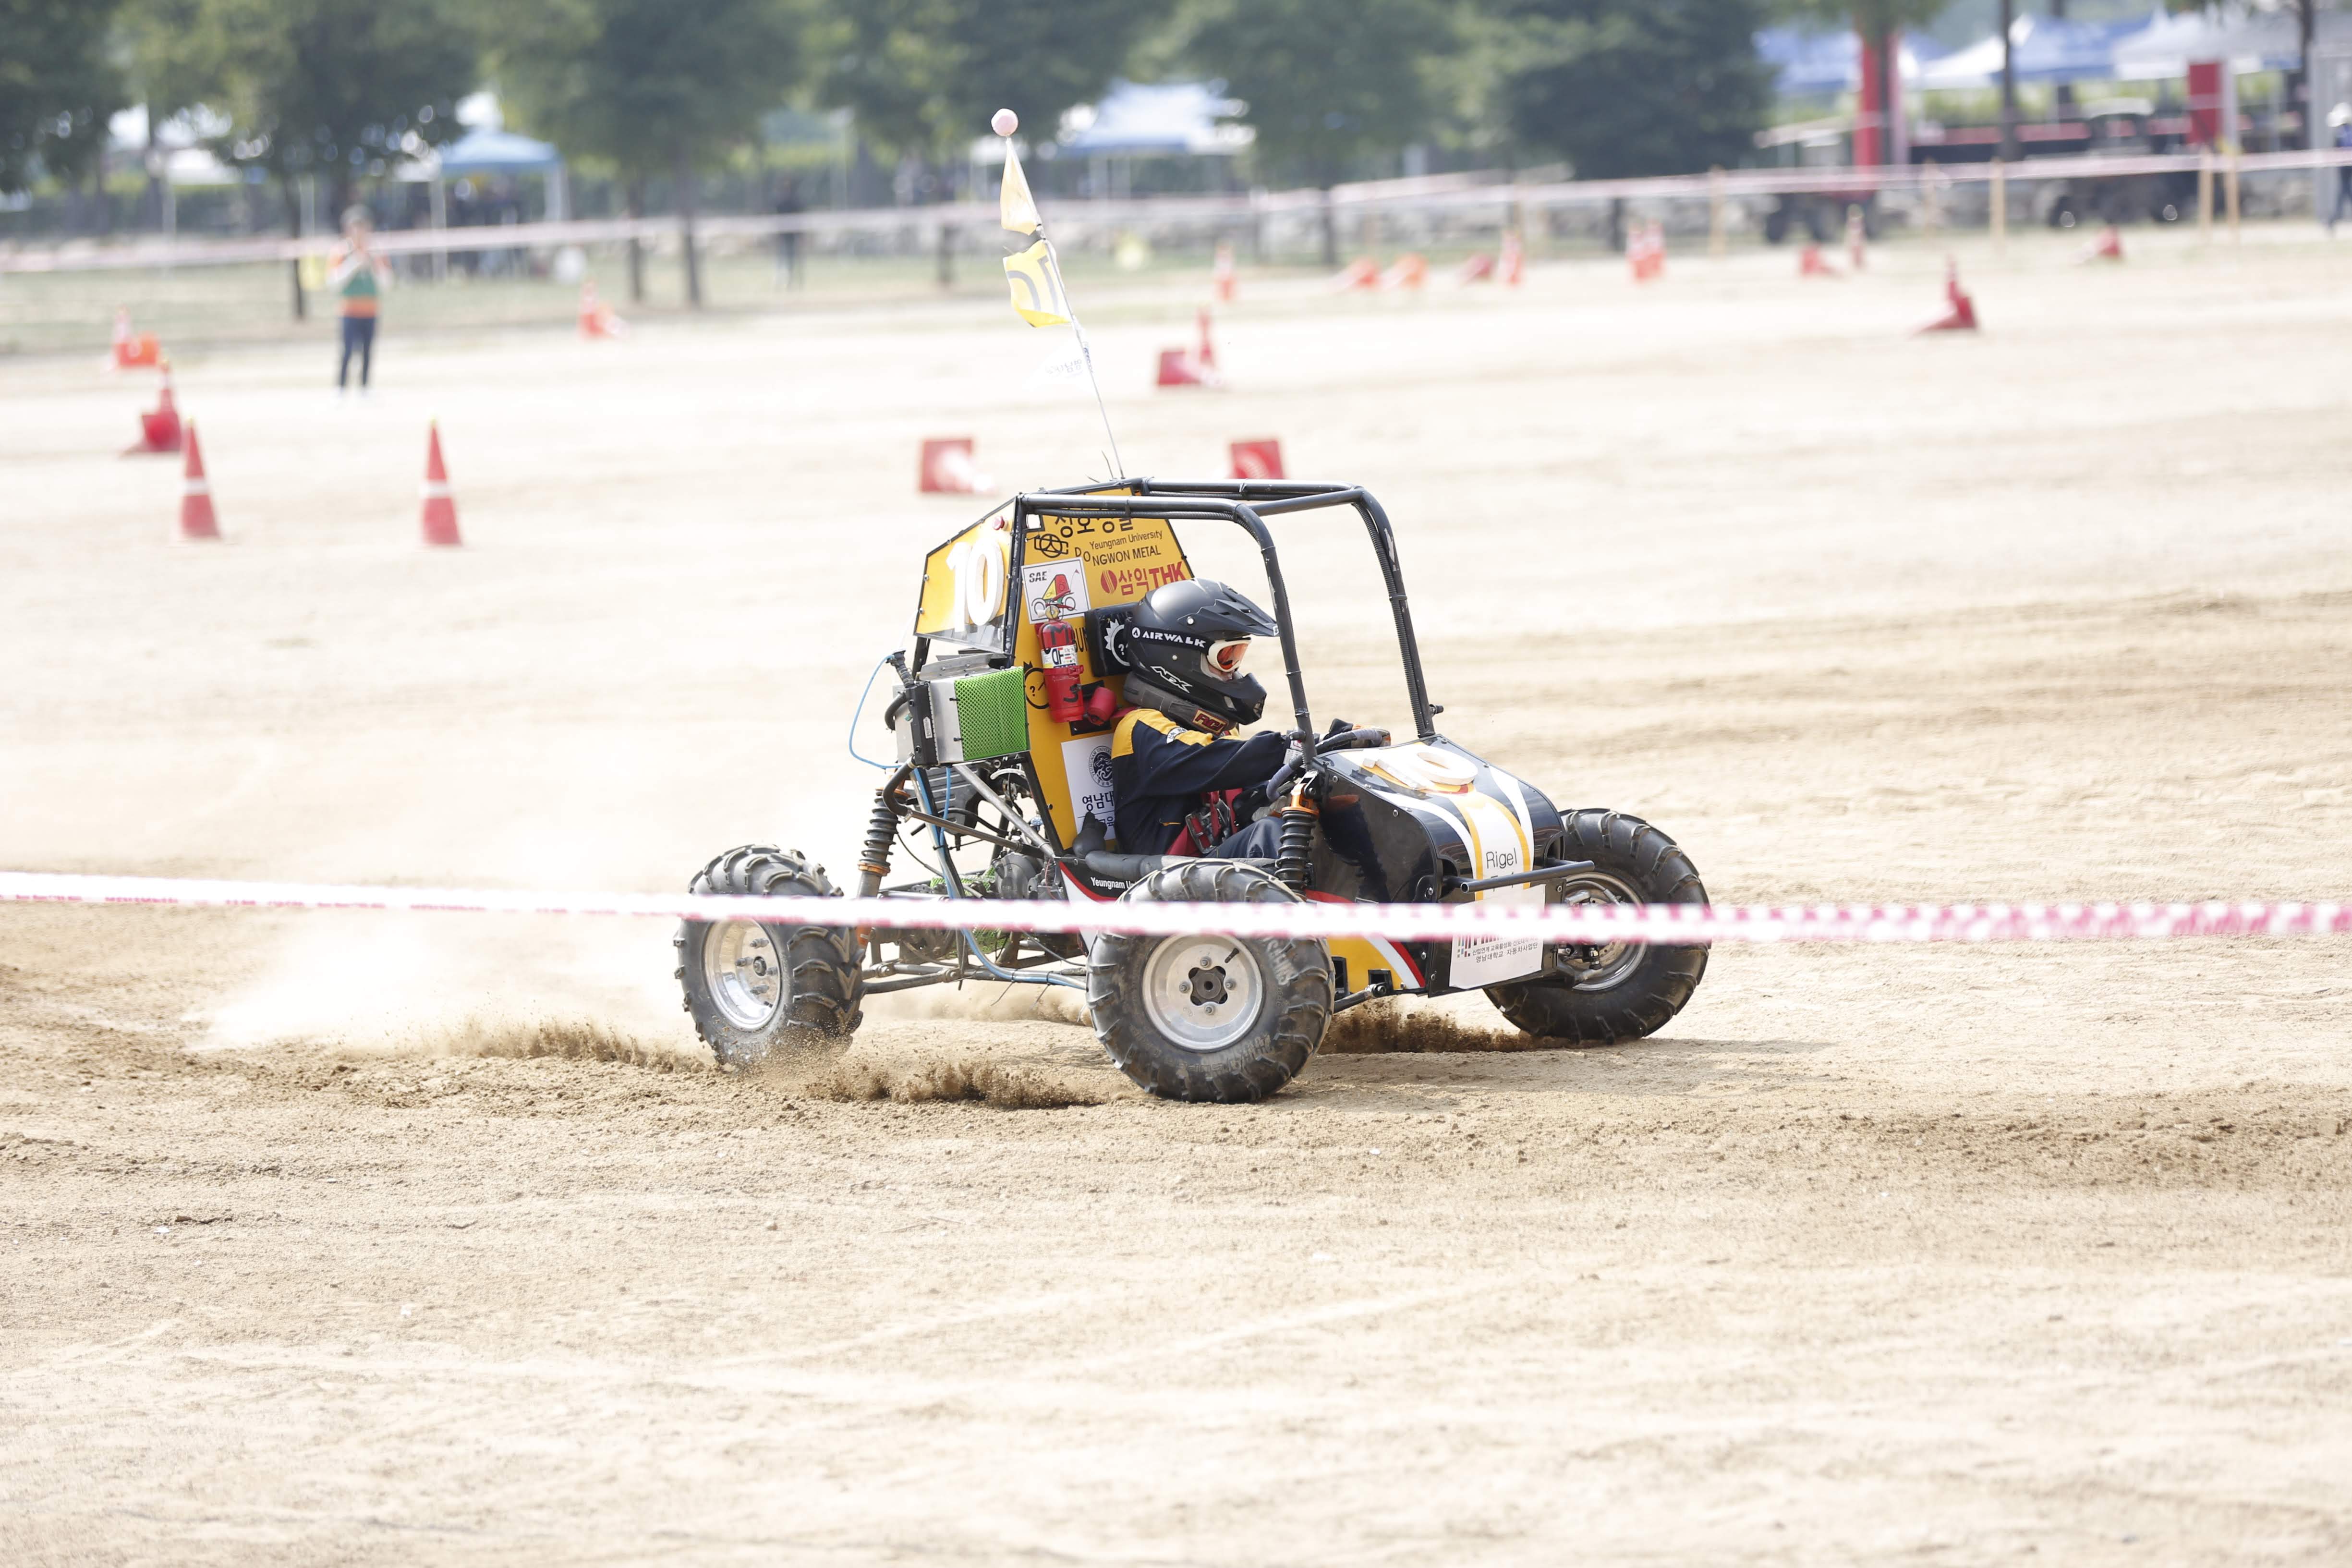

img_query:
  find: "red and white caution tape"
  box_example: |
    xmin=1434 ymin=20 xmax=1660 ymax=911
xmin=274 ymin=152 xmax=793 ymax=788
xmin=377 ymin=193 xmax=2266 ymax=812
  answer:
xmin=2 ymin=872 xmax=2346 ymax=946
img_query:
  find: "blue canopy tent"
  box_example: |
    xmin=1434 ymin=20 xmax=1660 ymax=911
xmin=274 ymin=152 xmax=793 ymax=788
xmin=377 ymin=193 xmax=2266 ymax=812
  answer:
xmin=433 ymin=126 xmax=563 ymax=176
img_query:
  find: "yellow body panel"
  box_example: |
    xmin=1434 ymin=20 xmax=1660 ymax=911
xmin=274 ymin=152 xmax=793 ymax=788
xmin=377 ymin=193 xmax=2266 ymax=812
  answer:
xmin=914 ymin=512 xmax=1015 ymax=648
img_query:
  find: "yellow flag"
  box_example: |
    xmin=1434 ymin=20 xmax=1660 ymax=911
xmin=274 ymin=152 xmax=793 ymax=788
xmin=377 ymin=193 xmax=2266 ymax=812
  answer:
xmin=999 ymin=146 xmax=1040 ymax=235
xmin=1002 ymin=239 xmax=1070 ymax=327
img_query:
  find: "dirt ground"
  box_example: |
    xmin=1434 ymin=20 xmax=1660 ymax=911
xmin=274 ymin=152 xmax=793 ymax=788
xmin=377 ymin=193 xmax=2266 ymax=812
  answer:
xmin=5 ymin=230 xmax=2352 ymax=1564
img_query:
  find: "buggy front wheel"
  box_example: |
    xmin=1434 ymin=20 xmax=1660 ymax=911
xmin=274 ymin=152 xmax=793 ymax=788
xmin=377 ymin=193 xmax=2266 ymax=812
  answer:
xmin=1484 ymin=810 xmax=1709 ymax=1046
xmin=1086 ymin=860 xmax=1333 ymax=1103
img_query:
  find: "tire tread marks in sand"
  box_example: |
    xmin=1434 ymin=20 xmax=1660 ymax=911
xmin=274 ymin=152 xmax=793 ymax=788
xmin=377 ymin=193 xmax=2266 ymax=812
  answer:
xmin=1087 ymin=860 xmax=1332 ymax=1104
xmin=1485 ymin=810 xmax=1709 ymax=1046
xmin=676 ymin=845 xmax=864 ymax=1070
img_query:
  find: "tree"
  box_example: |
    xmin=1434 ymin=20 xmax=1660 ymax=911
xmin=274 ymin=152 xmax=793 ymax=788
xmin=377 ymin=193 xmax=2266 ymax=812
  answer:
xmin=0 ymin=0 xmax=127 ymax=204
xmin=116 ymin=0 xmax=226 ymax=226
xmin=1185 ymin=0 xmax=1460 ymax=263
xmin=820 ymin=0 xmax=1159 ymax=283
xmin=823 ymin=0 xmax=1157 ymax=168
xmin=497 ymin=0 xmax=809 ymax=307
xmin=203 ymin=0 xmax=480 ymax=317
xmin=1496 ymin=0 xmax=1771 ymax=182
xmin=1772 ymin=0 xmax=1947 ymax=157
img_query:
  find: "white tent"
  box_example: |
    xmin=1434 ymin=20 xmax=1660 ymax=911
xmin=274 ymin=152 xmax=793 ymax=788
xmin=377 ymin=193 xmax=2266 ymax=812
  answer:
xmin=2113 ymin=4 xmax=2351 ymax=80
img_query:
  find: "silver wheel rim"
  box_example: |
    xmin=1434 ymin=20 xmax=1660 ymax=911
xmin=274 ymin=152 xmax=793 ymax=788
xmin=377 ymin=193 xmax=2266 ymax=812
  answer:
xmin=1140 ymin=936 xmax=1264 ymax=1052
xmin=1552 ymin=871 xmax=1647 ymax=991
xmin=704 ymin=920 xmax=786 ymax=1030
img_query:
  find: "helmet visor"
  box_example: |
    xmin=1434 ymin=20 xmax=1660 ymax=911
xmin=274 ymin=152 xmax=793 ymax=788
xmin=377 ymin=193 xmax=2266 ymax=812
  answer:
xmin=1206 ymin=637 xmax=1252 ymax=679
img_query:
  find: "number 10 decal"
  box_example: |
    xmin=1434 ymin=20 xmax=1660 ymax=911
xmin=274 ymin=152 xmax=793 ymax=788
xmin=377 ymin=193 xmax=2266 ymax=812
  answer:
xmin=946 ymin=528 xmax=1009 ymax=632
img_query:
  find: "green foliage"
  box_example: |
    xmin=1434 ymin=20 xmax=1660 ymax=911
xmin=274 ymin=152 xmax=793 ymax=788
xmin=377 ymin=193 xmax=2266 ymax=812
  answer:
xmin=820 ymin=0 xmax=1159 ymax=163
xmin=0 ymin=0 xmax=127 ymax=192
xmin=117 ymin=0 xmax=225 ymax=129
xmin=202 ymin=0 xmax=480 ymax=207
xmin=495 ymin=0 xmax=810 ymax=176
xmin=1770 ymin=0 xmax=1948 ymax=46
xmin=1185 ymin=0 xmax=1461 ymax=187
xmin=1496 ymin=0 xmax=1773 ymax=179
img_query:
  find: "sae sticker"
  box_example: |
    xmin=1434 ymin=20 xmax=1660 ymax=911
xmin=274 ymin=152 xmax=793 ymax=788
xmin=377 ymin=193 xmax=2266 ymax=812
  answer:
xmin=1022 ymin=558 xmax=1090 ymax=624
xmin=1061 ymin=735 xmax=1117 ymax=833
xmin=1449 ymin=881 xmax=1545 ymax=988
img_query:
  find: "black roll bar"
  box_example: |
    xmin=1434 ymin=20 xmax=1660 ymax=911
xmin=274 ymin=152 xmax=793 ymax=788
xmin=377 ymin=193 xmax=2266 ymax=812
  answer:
xmin=1013 ymin=479 xmax=1440 ymax=749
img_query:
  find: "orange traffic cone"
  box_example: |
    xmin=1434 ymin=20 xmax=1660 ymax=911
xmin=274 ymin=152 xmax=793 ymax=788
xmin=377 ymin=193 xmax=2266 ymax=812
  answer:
xmin=125 ymin=359 xmax=184 ymax=455
xmin=1917 ymin=259 xmax=1979 ymax=333
xmin=1196 ymin=309 xmax=1218 ymax=372
xmin=1455 ymin=252 xmax=1496 ymax=285
xmin=1798 ymin=244 xmax=1843 ymax=279
xmin=1499 ymin=231 xmax=1524 ymax=286
xmin=419 ymin=421 xmax=461 ymax=547
xmin=109 ymin=307 xmax=162 ymax=371
xmin=1212 ymin=242 xmax=1237 ymax=303
xmin=1328 ymin=257 xmax=1380 ymax=292
xmin=2079 ymin=224 xmax=2124 ymax=263
xmin=1230 ymin=438 xmax=1285 ymax=480
xmin=579 ymin=280 xmax=628 ymax=340
xmin=177 ymin=422 xmax=219 ymax=541
xmin=1628 ymin=222 xmax=1666 ymax=283
xmin=1379 ymin=253 xmax=1428 ymax=290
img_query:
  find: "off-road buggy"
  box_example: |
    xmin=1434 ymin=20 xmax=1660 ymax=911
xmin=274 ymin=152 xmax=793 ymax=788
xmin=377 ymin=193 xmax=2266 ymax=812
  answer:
xmin=678 ymin=480 xmax=1709 ymax=1102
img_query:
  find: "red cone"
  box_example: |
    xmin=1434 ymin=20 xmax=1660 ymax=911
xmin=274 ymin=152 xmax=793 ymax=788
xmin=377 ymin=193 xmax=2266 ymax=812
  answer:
xmin=125 ymin=358 xmax=184 ymax=455
xmin=178 ymin=422 xmax=219 ymax=541
xmin=420 ymin=421 xmax=461 ymax=547
xmin=1499 ymin=231 xmax=1524 ymax=286
xmin=1196 ymin=308 xmax=1218 ymax=372
xmin=1230 ymin=439 xmax=1285 ymax=480
xmin=110 ymin=307 xmax=162 ymax=371
xmin=919 ymin=437 xmax=987 ymax=494
xmin=1328 ymin=257 xmax=1380 ymax=292
xmin=1798 ymin=243 xmax=1842 ymax=279
xmin=1917 ymin=259 xmax=1979 ymax=334
xmin=1212 ymin=242 xmax=1236 ymax=303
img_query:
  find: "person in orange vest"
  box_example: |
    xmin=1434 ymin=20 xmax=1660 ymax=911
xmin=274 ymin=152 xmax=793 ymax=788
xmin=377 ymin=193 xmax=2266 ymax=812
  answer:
xmin=328 ymin=205 xmax=392 ymax=395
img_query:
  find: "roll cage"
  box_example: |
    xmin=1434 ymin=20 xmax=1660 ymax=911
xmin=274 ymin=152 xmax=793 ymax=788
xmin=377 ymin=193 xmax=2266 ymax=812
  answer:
xmin=912 ymin=478 xmax=1443 ymax=771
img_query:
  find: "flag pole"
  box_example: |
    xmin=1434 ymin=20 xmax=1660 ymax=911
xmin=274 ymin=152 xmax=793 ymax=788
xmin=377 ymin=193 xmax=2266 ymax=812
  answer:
xmin=994 ymin=109 xmax=1123 ymax=479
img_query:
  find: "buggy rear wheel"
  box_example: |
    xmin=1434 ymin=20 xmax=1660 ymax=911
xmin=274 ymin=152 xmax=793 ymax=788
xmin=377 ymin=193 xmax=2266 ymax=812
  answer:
xmin=1087 ymin=860 xmax=1332 ymax=1103
xmin=1484 ymin=810 xmax=1709 ymax=1046
xmin=676 ymin=845 xmax=863 ymax=1070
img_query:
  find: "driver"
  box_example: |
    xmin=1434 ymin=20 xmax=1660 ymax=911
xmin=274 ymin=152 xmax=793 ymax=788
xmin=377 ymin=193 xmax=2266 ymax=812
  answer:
xmin=1109 ymin=579 xmax=1289 ymax=858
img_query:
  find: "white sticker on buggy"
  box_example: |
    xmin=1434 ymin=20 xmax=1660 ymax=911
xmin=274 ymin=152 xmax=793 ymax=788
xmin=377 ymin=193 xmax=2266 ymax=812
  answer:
xmin=1450 ymin=881 xmax=1545 ymax=987
xmin=1061 ymin=735 xmax=1117 ymax=834
xmin=1023 ymin=559 xmax=1090 ymax=624
xmin=1446 ymin=789 xmax=1543 ymax=987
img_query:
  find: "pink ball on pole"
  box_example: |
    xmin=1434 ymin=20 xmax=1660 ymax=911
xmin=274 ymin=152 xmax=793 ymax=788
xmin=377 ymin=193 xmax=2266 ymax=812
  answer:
xmin=992 ymin=109 xmax=1018 ymax=137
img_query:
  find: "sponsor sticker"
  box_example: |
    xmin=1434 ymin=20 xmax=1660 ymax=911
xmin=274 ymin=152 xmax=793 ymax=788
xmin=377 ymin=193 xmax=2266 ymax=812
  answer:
xmin=1061 ymin=735 xmax=1117 ymax=831
xmin=1450 ymin=882 xmax=1545 ymax=987
xmin=1021 ymin=559 xmax=1089 ymax=624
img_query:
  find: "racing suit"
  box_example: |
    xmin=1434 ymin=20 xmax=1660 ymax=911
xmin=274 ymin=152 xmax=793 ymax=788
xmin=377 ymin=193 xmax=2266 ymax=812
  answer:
xmin=1109 ymin=708 xmax=1285 ymax=857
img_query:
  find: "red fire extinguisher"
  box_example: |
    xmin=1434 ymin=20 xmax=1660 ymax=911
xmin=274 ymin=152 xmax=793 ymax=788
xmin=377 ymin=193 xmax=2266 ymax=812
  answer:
xmin=1038 ymin=617 xmax=1085 ymax=723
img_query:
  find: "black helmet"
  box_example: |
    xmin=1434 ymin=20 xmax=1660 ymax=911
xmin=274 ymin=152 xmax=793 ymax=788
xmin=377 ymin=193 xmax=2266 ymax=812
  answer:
xmin=1122 ymin=578 xmax=1278 ymax=730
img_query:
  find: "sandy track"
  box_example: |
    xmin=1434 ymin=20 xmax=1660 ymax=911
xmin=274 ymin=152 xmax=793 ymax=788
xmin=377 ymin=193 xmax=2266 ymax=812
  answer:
xmin=5 ymin=232 xmax=2352 ymax=1562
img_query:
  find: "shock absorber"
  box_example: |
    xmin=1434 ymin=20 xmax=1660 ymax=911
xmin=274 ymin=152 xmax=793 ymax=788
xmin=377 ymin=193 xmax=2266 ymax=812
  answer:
xmin=1273 ymin=783 xmax=1318 ymax=892
xmin=855 ymin=787 xmax=899 ymax=898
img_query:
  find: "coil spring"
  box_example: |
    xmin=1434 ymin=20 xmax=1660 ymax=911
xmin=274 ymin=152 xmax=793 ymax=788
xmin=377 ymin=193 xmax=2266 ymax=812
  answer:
xmin=854 ymin=788 xmax=898 ymax=897
xmin=1274 ymin=805 xmax=1316 ymax=891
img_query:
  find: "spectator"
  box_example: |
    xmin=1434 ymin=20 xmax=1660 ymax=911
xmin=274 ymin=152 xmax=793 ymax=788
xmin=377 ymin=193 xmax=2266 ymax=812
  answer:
xmin=327 ymin=206 xmax=391 ymax=396
xmin=2330 ymin=105 xmax=2352 ymax=234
